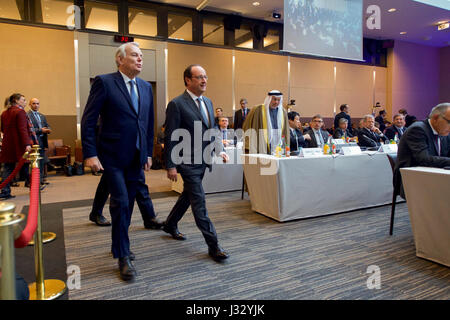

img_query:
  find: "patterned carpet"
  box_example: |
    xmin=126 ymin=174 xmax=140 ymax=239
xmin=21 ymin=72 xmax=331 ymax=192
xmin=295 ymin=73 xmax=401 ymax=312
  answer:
xmin=63 ymin=191 xmax=449 ymax=300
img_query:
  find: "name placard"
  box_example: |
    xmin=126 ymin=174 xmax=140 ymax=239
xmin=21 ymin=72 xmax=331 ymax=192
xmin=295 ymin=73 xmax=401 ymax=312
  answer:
xmin=299 ymin=148 xmax=323 ymax=157
xmin=333 ymin=139 xmax=346 ymax=145
xmin=381 ymin=144 xmax=398 ymax=153
xmin=341 ymin=146 xmax=362 ymax=155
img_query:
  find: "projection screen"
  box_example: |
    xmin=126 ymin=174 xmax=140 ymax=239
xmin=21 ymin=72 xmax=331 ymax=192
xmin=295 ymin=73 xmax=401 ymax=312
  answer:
xmin=284 ymin=0 xmax=363 ymax=61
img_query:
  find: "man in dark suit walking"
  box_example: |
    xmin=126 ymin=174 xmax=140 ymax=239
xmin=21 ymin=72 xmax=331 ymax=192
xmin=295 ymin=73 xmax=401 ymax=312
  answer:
xmin=81 ymin=42 xmax=154 ymax=281
xmin=395 ymin=103 xmax=450 ymax=196
xmin=164 ymin=64 xmax=229 ymax=262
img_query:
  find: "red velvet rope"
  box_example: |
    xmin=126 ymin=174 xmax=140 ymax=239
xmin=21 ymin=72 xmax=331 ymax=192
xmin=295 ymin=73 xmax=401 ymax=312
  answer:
xmin=14 ymin=167 xmax=40 ymax=248
xmin=0 ymin=157 xmax=27 ymax=190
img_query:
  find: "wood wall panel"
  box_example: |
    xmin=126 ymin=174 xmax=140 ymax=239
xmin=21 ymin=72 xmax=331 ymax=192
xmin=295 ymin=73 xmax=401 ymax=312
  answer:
xmin=0 ymin=23 xmax=76 ymax=116
xmin=167 ymin=43 xmax=233 ymax=116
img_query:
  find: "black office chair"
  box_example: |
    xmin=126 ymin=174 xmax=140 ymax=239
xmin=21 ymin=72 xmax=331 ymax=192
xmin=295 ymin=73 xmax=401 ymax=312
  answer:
xmin=386 ymin=153 xmax=403 ymax=235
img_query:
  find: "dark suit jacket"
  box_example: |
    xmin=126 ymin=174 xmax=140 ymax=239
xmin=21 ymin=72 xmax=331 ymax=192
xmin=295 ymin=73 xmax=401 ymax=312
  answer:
xmin=394 ymin=120 xmax=450 ymax=197
xmin=0 ymin=106 xmax=33 ymax=163
xmin=233 ymin=108 xmax=250 ymax=130
xmin=396 ymin=120 xmax=450 ymax=170
xmin=304 ymin=128 xmax=329 ymax=148
xmin=357 ymin=128 xmax=387 ymax=148
xmin=81 ymin=71 xmax=154 ymax=169
xmin=27 ymin=110 xmax=50 ymax=149
xmin=334 ymin=112 xmax=352 ymax=134
xmin=289 ymin=128 xmax=307 ymax=152
xmin=165 ymin=91 xmax=222 ymax=170
xmin=375 ymin=115 xmax=386 ymax=132
xmin=384 ymin=125 xmax=405 ymax=141
xmin=333 ymin=128 xmax=353 ymax=139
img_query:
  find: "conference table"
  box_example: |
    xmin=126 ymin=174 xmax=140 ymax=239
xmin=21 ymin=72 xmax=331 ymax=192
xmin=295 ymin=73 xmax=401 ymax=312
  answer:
xmin=241 ymin=152 xmax=393 ymax=222
xmin=400 ymin=167 xmax=450 ymax=267
xmin=172 ymin=146 xmax=243 ymax=194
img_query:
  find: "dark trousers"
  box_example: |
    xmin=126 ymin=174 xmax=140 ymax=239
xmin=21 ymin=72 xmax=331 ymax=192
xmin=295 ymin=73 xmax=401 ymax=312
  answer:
xmin=103 ymin=153 xmax=141 ymax=259
xmin=91 ymin=170 xmax=157 ymax=223
xmin=165 ymin=164 xmax=218 ymax=248
xmin=0 ymin=162 xmax=15 ymax=196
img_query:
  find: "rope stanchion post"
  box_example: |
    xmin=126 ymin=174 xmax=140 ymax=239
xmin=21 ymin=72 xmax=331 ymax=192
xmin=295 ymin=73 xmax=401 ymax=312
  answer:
xmin=0 ymin=202 xmax=25 ymax=300
xmin=27 ymin=145 xmax=56 ymax=246
xmin=27 ymin=145 xmax=66 ymax=300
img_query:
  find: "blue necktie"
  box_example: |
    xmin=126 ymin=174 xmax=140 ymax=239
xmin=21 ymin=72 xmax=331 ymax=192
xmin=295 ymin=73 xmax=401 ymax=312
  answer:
xmin=129 ymin=80 xmax=140 ymax=149
xmin=129 ymin=80 xmax=139 ymax=114
xmin=197 ymin=97 xmax=209 ymax=127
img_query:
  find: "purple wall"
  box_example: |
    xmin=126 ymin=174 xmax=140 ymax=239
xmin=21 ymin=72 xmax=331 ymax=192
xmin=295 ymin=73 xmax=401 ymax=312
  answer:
xmin=391 ymin=40 xmax=440 ymax=120
xmin=439 ymin=46 xmax=450 ymax=103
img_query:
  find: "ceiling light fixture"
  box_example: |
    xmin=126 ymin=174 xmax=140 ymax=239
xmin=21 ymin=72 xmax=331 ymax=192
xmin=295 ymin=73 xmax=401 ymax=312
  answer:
xmin=400 ymin=32 xmax=407 ymax=35
xmin=438 ymin=22 xmax=449 ymax=30
xmin=388 ymin=8 xmax=397 ymax=12
xmin=253 ymin=2 xmax=261 ymax=6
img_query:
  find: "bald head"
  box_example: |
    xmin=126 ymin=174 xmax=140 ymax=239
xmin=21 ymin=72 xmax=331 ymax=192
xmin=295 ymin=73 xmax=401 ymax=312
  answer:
xmin=29 ymin=98 xmax=40 ymax=112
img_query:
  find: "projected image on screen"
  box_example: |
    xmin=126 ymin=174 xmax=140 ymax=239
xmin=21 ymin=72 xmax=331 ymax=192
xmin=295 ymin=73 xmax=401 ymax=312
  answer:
xmin=284 ymin=0 xmax=363 ymax=61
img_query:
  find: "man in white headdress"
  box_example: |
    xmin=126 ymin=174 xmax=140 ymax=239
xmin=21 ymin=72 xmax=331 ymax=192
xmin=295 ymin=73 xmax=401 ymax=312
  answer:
xmin=243 ymin=90 xmax=290 ymax=154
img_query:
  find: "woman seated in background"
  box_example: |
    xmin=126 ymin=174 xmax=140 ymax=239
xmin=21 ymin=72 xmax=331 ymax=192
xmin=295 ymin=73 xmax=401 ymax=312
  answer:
xmin=288 ymin=111 xmax=310 ymax=154
xmin=333 ymin=118 xmax=356 ymax=141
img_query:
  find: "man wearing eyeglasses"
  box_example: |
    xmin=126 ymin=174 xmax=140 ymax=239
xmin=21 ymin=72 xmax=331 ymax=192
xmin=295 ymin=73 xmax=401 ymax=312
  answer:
xmin=163 ymin=64 xmax=229 ymax=263
xmin=395 ymin=103 xmax=450 ymax=196
xmin=304 ymin=114 xmax=329 ymax=148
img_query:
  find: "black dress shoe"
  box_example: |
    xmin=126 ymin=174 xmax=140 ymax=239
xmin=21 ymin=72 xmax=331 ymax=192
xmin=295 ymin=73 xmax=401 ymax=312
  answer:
xmin=208 ymin=245 xmax=229 ymax=262
xmin=0 ymin=194 xmax=15 ymax=200
xmin=89 ymin=214 xmax=111 ymax=226
xmin=144 ymin=217 xmax=164 ymax=229
xmin=118 ymin=257 xmax=136 ymax=282
xmin=162 ymin=224 xmax=186 ymax=240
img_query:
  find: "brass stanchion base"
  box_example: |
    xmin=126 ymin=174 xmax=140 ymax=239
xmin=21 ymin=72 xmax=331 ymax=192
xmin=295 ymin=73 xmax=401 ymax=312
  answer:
xmin=28 ymin=232 xmax=56 ymax=245
xmin=28 ymin=279 xmax=67 ymax=300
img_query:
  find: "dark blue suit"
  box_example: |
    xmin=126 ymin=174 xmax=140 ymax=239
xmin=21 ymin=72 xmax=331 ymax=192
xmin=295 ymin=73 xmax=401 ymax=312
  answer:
xmin=81 ymin=71 xmax=154 ymax=259
xmin=164 ymin=91 xmax=222 ymax=249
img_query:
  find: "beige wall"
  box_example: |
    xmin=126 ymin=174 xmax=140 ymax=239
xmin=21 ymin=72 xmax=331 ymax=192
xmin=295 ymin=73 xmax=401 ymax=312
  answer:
xmin=234 ymin=51 xmax=289 ymax=112
xmin=0 ymin=23 xmax=77 ymax=150
xmin=290 ymin=57 xmax=334 ymax=117
xmin=167 ymin=42 xmax=233 ymax=116
xmin=0 ymin=23 xmax=76 ymax=116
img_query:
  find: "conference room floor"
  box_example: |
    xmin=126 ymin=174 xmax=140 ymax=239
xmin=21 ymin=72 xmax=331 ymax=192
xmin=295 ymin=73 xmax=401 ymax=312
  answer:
xmin=10 ymin=169 xmax=450 ymax=300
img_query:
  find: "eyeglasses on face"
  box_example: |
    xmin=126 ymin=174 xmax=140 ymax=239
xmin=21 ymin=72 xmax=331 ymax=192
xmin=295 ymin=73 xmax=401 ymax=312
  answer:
xmin=441 ymin=115 xmax=450 ymax=125
xmin=191 ymin=75 xmax=208 ymax=80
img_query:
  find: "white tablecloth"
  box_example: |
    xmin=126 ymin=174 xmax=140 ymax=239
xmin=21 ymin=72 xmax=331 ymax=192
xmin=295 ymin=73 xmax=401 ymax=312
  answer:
xmin=172 ymin=147 xmax=243 ymax=194
xmin=400 ymin=167 xmax=450 ymax=267
xmin=242 ymin=152 xmax=393 ymax=221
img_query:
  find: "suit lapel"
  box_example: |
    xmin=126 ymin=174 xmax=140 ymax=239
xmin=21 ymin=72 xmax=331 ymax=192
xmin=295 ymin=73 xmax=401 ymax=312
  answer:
xmin=113 ymin=72 xmax=137 ymax=116
xmin=204 ymin=97 xmax=214 ymax=128
xmin=136 ymin=78 xmax=145 ymax=117
xmin=183 ymin=91 xmax=209 ymax=128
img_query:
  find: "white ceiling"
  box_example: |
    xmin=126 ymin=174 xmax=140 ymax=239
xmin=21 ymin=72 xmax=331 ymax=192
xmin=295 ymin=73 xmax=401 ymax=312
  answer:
xmin=146 ymin=0 xmax=450 ymax=47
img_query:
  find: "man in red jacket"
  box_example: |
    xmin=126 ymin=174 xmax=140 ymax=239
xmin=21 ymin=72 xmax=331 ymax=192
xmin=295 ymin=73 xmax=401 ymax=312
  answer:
xmin=0 ymin=93 xmax=33 ymax=199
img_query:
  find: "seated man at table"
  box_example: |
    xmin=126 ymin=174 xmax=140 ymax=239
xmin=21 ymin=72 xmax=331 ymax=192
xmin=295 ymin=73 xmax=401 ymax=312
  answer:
xmin=395 ymin=103 xmax=450 ymax=196
xmin=304 ymin=114 xmax=329 ymax=148
xmin=357 ymin=114 xmax=388 ymax=148
xmin=333 ymin=118 xmax=355 ymax=140
xmin=288 ymin=111 xmax=310 ymax=153
xmin=385 ymin=114 xmax=406 ymax=141
xmin=218 ymin=116 xmax=235 ymax=147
